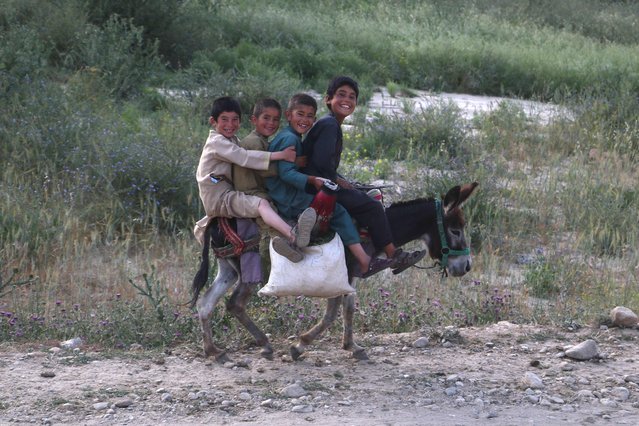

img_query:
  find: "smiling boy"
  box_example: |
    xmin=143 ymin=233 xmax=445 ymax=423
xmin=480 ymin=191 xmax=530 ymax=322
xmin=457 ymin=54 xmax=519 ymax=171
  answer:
xmin=232 ymin=98 xmax=283 ymax=267
xmin=302 ymin=76 xmax=426 ymax=274
xmin=232 ymin=98 xmax=282 ymax=200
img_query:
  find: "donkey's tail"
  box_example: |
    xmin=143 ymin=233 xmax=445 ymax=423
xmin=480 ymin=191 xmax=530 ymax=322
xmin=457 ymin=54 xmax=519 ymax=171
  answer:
xmin=189 ymin=225 xmax=213 ymax=309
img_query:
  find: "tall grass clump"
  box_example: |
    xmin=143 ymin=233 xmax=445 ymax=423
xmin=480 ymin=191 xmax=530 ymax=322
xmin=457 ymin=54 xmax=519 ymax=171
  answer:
xmin=353 ymin=100 xmax=468 ymax=161
xmin=561 ymin=175 xmax=639 ymax=257
xmin=67 ymin=15 xmax=163 ymax=99
xmin=350 ymin=272 xmax=519 ymax=332
xmin=0 ymin=266 xmax=200 ymax=349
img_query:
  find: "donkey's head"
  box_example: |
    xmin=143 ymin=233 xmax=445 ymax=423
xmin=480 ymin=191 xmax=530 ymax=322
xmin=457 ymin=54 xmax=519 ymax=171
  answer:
xmin=425 ymin=182 xmax=478 ymax=277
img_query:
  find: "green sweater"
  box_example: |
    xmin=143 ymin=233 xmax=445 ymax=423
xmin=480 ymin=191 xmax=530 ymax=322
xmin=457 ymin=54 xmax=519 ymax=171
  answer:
xmin=266 ymin=126 xmax=314 ymax=220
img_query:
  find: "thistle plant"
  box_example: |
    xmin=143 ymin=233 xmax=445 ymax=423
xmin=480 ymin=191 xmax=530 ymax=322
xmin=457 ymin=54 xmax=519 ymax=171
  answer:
xmin=0 ymin=269 xmax=38 ymax=298
xmin=128 ymin=266 xmax=167 ymax=322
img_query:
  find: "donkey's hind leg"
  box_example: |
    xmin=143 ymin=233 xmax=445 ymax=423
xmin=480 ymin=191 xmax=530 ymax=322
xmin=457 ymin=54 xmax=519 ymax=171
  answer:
xmin=197 ymin=258 xmax=238 ymax=363
xmin=342 ymin=292 xmax=368 ymax=360
xmin=226 ymin=281 xmax=274 ymax=360
xmin=290 ymin=296 xmax=342 ymax=361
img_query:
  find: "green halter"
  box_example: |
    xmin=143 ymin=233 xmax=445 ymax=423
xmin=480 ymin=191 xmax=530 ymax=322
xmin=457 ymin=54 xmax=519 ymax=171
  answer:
xmin=435 ymin=199 xmax=470 ymax=269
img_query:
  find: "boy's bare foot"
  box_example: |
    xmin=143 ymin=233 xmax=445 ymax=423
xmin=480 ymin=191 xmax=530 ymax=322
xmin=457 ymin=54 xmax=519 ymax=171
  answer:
xmin=272 ymin=237 xmax=303 ymax=263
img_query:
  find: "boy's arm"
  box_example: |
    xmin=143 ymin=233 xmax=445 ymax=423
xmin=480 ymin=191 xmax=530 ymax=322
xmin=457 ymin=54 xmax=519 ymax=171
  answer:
xmin=270 ymin=147 xmax=296 ymax=162
xmin=238 ymin=132 xmax=282 ymax=178
xmin=270 ymin=135 xmax=310 ymax=191
xmin=260 ymin=154 xmax=305 ymax=178
xmin=212 ymin=134 xmax=270 ymax=171
xmin=213 ymin=134 xmax=294 ymax=170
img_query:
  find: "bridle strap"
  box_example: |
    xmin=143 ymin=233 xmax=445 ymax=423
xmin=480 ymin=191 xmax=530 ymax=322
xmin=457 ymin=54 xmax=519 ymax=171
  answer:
xmin=435 ymin=199 xmax=470 ymax=271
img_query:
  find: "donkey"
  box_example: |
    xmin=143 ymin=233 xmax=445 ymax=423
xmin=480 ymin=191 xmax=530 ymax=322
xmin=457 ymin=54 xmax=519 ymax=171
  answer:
xmin=191 ymin=182 xmax=478 ymax=363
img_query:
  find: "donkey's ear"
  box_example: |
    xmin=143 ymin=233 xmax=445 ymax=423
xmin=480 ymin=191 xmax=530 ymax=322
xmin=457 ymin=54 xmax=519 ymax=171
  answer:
xmin=443 ymin=182 xmax=478 ymax=213
xmin=443 ymin=185 xmax=461 ymax=213
xmin=459 ymin=182 xmax=479 ymax=204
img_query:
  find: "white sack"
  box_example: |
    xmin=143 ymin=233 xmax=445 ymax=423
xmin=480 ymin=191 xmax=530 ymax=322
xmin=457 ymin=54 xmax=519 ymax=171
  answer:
xmin=258 ymin=233 xmax=355 ymax=298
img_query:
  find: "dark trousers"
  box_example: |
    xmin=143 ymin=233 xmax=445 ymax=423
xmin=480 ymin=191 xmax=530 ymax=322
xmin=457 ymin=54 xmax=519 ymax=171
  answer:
xmin=335 ymin=187 xmax=393 ymax=251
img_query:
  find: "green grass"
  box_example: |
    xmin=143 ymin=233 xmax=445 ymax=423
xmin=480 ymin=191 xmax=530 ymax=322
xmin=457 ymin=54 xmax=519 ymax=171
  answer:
xmin=1 ymin=0 xmax=639 ymax=350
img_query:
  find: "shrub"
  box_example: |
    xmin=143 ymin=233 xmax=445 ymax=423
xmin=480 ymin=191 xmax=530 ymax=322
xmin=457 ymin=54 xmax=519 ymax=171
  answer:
xmin=0 ymin=271 xmax=199 ymax=348
xmin=562 ymin=180 xmax=639 ymax=257
xmin=357 ymin=100 xmax=467 ymax=161
xmin=524 ymin=257 xmax=560 ymax=298
xmin=170 ymin=54 xmax=303 ymax=121
xmin=68 ymin=15 xmax=162 ymax=99
xmin=0 ymin=25 xmax=50 ymax=79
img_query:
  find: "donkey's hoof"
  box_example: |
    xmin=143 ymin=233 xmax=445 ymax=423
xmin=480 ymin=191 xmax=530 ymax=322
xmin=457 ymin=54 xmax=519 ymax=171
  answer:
xmin=260 ymin=348 xmax=274 ymax=361
xmin=204 ymin=345 xmax=218 ymax=358
xmin=215 ymin=352 xmax=233 ymax=365
xmin=352 ymin=349 xmax=369 ymax=361
xmin=290 ymin=345 xmax=304 ymax=361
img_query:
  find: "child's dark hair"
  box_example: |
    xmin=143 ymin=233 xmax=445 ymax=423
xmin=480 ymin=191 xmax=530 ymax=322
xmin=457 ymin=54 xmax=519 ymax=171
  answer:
xmin=210 ymin=96 xmax=242 ymax=120
xmin=253 ymin=98 xmax=282 ymax=118
xmin=326 ymin=76 xmax=359 ymax=102
xmin=287 ymin=93 xmax=317 ymax=112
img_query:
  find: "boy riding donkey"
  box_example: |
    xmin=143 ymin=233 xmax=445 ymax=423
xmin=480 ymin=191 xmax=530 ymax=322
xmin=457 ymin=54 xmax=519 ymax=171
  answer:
xmin=303 ymin=76 xmax=427 ymax=273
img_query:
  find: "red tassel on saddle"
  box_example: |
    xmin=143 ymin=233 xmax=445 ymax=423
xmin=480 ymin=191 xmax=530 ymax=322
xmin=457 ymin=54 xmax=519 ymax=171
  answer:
xmin=309 ymin=180 xmax=339 ymax=235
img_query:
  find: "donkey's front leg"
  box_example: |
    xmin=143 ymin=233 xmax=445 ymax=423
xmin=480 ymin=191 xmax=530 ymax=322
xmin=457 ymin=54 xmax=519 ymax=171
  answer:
xmin=226 ymin=281 xmax=274 ymax=360
xmin=290 ymin=296 xmax=342 ymax=361
xmin=197 ymin=259 xmax=237 ymax=363
xmin=342 ymin=292 xmax=368 ymax=360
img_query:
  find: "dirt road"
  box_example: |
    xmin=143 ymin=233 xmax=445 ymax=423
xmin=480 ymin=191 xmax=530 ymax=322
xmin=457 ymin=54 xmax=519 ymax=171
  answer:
xmin=2 ymin=322 xmax=638 ymax=425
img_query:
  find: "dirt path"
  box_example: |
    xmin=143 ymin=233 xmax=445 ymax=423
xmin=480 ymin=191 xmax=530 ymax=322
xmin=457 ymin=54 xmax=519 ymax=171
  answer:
xmin=2 ymin=322 xmax=639 ymax=425
xmin=366 ymin=89 xmax=572 ymax=124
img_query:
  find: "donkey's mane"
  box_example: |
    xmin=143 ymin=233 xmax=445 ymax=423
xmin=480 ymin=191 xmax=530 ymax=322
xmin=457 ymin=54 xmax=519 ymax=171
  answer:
xmin=386 ymin=197 xmax=435 ymax=211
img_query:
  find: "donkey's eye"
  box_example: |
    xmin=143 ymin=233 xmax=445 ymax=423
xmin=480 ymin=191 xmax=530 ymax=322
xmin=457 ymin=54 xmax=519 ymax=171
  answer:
xmin=450 ymin=229 xmax=461 ymax=238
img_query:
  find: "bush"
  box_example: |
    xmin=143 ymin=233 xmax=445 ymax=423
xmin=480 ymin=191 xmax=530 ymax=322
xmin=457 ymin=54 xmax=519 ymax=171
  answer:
xmin=68 ymin=15 xmax=163 ymax=99
xmin=1 ymin=75 xmax=200 ymax=247
xmin=0 ymin=266 xmax=199 ymax=348
xmin=0 ymin=25 xmax=50 ymax=79
xmin=170 ymin=53 xmax=303 ymax=121
xmin=357 ymin=100 xmax=467 ymax=161
xmin=524 ymin=257 xmax=560 ymax=298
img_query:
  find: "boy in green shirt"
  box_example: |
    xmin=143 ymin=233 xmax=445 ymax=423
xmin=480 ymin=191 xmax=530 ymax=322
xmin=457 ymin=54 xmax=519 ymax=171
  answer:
xmin=233 ymin=98 xmax=284 ymax=267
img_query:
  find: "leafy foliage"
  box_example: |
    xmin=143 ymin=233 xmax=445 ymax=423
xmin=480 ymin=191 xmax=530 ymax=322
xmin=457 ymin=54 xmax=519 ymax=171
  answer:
xmin=1 ymin=0 xmax=639 ymax=346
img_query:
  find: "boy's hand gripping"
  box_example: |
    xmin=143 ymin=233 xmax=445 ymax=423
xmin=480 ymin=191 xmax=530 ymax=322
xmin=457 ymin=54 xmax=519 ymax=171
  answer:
xmin=280 ymin=146 xmax=297 ymax=162
xmin=269 ymin=146 xmax=297 ymax=162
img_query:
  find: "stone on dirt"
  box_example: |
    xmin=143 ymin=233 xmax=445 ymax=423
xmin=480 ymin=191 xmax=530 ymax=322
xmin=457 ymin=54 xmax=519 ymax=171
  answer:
xmin=522 ymin=372 xmax=544 ymax=389
xmin=280 ymin=383 xmax=307 ymax=398
xmin=565 ymin=339 xmax=599 ymax=361
xmin=610 ymin=306 xmax=638 ymax=328
xmin=413 ymin=336 xmax=429 ymax=348
xmin=114 ymin=398 xmax=133 ymax=408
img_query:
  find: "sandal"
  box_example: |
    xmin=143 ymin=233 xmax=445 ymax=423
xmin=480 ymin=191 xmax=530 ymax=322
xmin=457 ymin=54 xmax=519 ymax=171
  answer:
xmin=292 ymin=207 xmax=317 ymax=248
xmin=272 ymin=236 xmax=303 ymax=263
xmin=390 ymin=249 xmax=427 ymax=275
xmin=356 ymin=257 xmax=393 ymax=278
